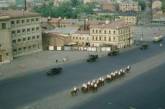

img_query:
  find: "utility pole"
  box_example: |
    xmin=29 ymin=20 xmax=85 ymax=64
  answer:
xmin=24 ymin=0 xmax=27 ymax=11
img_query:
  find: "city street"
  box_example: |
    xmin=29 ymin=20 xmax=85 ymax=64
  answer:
xmin=0 ymin=40 xmax=165 ymax=109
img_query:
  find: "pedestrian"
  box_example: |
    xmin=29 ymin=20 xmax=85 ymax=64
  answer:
xmin=160 ymin=43 xmax=163 ymax=47
xmin=56 ymin=59 xmax=58 ymax=63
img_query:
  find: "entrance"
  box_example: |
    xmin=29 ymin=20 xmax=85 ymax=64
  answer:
xmin=0 ymin=55 xmax=2 ymax=62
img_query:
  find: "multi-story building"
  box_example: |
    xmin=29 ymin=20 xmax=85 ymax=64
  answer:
xmin=119 ymin=1 xmax=141 ymax=12
xmin=90 ymin=20 xmax=133 ymax=48
xmin=0 ymin=10 xmax=42 ymax=58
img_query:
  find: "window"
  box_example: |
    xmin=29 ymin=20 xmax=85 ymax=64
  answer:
xmin=31 ymin=18 xmax=34 ymax=22
xmin=18 ymin=48 xmax=22 ymax=51
xmin=27 ymin=28 xmax=30 ymax=32
xmin=2 ymin=23 xmax=6 ymax=29
xmin=22 ymin=29 xmax=26 ymax=33
xmin=16 ymin=20 xmax=20 ymax=24
xmin=27 ymin=19 xmax=30 ymax=23
xmin=18 ymin=39 xmax=21 ymax=42
xmin=104 ymin=37 xmax=106 ymax=41
xmin=13 ymin=49 xmax=17 ymax=52
xmin=99 ymin=30 xmax=101 ymax=33
xmin=36 ymin=18 xmax=39 ymax=21
xmin=37 ymin=35 xmax=40 ymax=39
xmin=17 ymin=30 xmax=20 ymax=34
xmin=99 ymin=37 xmax=101 ymax=41
xmin=104 ymin=30 xmax=106 ymax=34
xmin=12 ymin=31 xmax=15 ymax=34
xmin=23 ymin=47 xmax=26 ymax=50
xmin=36 ymin=27 xmax=39 ymax=30
xmin=28 ymin=37 xmax=31 ymax=40
xmin=32 ymin=28 xmax=35 ymax=31
xmin=12 ymin=40 xmax=16 ymax=43
xmin=11 ymin=21 xmax=14 ymax=24
xmin=22 ymin=20 xmax=25 ymax=24
xmin=32 ymin=36 xmax=35 ymax=39
xmin=23 ymin=38 xmax=26 ymax=41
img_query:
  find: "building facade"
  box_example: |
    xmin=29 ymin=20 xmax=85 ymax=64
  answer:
xmin=71 ymin=31 xmax=91 ymax=46
xmin=0 ymin=10 xmax=42 ymax=59
xmin=0 ymin=16 xmax=13 ymax=64
xmin=90 ymin=20 xmax=133 ymax=48
xmin=119 ymin=1 xmax=141 ymax=12
xmin=116 ymin=12 xmax=137 ymax=25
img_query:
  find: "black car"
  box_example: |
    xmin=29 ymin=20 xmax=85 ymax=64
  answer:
xmin=108 ymin=50 xmax=119 ymax=56
xmin=87 ymin=55 xmax=98 ymax=62
xmin=47 ymin=67 xmax=63 ymax=76
xmin=140 ymin=44 xmax=148 ymax=50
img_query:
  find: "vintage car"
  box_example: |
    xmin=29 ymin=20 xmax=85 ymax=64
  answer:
xmin=108 ymin=50 xmax=119 ymax=56
xmin=47 ymin=67 xmax=63 ymax=76
xmin=87 ymin=55 xmax=98 ymax=62
xmin=140 ymin=44 xmax=148 ymax=50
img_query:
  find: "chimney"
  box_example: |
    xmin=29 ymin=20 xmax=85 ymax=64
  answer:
xmin=84 ymin=18 xmax=88 ymax=30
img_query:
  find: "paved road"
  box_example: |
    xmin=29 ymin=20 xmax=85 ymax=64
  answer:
xmin=0 ymin=41 xmax=165 ymax=109
xmin=73 ymin=63 xmax=165 ymax=109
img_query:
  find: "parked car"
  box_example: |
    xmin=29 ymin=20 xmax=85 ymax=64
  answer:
xmin=140 ymin=44 xmax=148 ymax=50
xmin=87 ymin=55 xmax=98 ymax=62
xmin=108 ymin=50 xmax=119 ymax=56
xmin=47 ymin=67 xmax=63 ymax=76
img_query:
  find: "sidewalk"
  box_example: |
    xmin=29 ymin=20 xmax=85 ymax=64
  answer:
xmin=0 ymin=46 xmax=136 ymax=81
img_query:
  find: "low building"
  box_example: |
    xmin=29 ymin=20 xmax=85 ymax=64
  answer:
xmin=42 ymin=33 xmax=71 ymax=50
xmin=90 ymin=20 xmax=133 ymax=48
xmin=0 ymin=10 xmax=42 ymax=58
xmin=71 ymin=31 xmax=91 ymax=46
xmin=119 ymin=1 xmax=141 ymax=12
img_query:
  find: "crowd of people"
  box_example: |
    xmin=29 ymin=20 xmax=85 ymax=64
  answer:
xmin=70 ymin=65 xmax=131 ymax=96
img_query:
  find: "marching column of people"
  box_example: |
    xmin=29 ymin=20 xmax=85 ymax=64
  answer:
xmin=70 ymin=65 xmax=131 ymax=96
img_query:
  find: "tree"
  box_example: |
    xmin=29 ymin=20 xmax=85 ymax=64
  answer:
xmin=138 ymin=0 xmax=146 ymax=11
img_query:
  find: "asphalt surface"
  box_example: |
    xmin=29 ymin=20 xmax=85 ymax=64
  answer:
xmin=0 ymin=41 xmax=165 ymax=109
xmin=73 ymin=62 xmax=165 ymax=109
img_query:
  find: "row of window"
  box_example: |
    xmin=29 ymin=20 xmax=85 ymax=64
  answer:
xmin=92 ymin=29 xmax=130 ymax=34
xmin=72 ymin=36 xmax=89 ymax=40
xmin=11 ymin=18 xmax=39 ymax=25
xmin=12 ymin=35 xmax=40 ymax=43
xmin=13 ymin=44 xmax=40 ymax=52
xmin=11 ymin=27 xmax=40 ymax=35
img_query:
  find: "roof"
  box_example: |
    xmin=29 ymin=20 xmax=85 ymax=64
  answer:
xmin=90 ymin=20 xmax=129 ymax=29
xmin=117 ymin=12 xmax=137 ymax=16
xmin=74 ymin=30 xmax=90 ymax=34
xmin=0 ymin=10 xmax=40 ymax=20
xmin=44 ymin=27 xmax=79 ymax=35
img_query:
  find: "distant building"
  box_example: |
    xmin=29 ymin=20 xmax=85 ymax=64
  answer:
xmin=90 ymin=20 xmax=133 ymax=48
xmin=71 ymin=31 xmax=91 ymax=46
xmin=151 ymin=0 xmax=165 ymax=24
xmin=118 ymin=1 xmax=141 ymax=12
xmin=0 ymin=10 xmax=42 ymax=59
xmin=152 ymin=0 xmax=162 ymax=9
xmin=0 ymin=0 xmax=10 ymax=9
xmin=83 ymin=0 xmax=96 ymax=4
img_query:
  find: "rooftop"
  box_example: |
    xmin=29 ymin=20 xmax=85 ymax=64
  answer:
xmin=90 ymin=20 xmax=129 ymax=29
xmin=0 ymin=10 xmax=40 ymax=20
